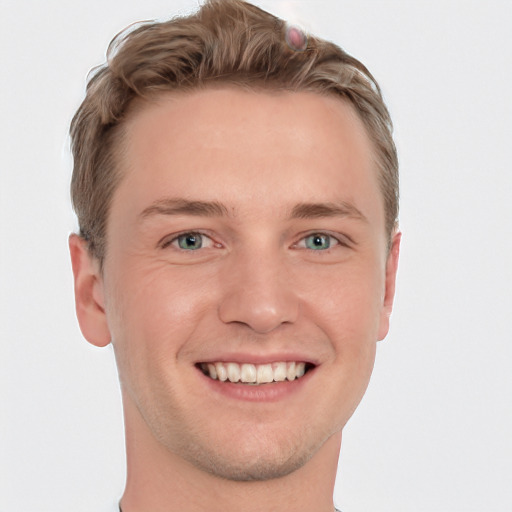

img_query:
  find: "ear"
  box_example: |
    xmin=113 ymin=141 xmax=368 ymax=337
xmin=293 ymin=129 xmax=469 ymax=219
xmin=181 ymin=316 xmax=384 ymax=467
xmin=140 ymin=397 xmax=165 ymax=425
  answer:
xmin=377 ymin=231 xmax=401 ymax=341
xmin=69 ymin=234 xmax=111 ymax=347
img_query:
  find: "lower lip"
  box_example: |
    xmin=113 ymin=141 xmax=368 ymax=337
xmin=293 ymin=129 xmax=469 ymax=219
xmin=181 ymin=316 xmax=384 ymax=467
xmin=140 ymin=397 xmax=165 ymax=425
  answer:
xmin=197 ymin=367 xmax=314 ymax=403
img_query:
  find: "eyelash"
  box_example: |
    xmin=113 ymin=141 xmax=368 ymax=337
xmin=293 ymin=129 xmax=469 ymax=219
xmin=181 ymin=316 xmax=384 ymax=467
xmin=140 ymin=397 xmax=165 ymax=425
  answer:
xmin=160 ymin=231 xmax=217 ymax=250
xmin=160 ymin=231 xmax=350 ymax=251
xmin=293 ymin=232 xmax=344 ymax=251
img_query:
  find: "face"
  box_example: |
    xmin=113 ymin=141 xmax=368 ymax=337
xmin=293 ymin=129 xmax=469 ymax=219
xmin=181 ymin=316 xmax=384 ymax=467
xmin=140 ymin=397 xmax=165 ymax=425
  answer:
xmin=71 ymin=88 xmax=399 ymax=481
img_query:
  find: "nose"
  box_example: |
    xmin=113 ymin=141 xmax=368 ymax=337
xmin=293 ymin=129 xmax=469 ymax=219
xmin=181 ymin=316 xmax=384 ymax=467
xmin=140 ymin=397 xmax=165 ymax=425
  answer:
xmin=218 ymin=251 xmax=299 ymax=334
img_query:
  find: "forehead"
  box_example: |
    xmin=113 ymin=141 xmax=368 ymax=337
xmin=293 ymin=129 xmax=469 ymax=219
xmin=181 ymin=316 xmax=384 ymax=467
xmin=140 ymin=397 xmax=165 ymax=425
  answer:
xmin=114 ymin=87 xmax=383 ymax=227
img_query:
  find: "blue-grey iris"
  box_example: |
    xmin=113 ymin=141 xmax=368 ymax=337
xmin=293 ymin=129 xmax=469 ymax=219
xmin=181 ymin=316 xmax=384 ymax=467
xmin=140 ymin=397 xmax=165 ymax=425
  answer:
xmin=305 ymin=234 xmax=330 ymax=250
xmin=178 ymin=233 xmax=203 ymax=250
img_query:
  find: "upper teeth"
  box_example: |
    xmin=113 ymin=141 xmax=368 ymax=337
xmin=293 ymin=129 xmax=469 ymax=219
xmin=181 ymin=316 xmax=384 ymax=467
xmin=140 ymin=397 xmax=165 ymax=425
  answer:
xmin=201 ymin=362 xmax=307 ymax=384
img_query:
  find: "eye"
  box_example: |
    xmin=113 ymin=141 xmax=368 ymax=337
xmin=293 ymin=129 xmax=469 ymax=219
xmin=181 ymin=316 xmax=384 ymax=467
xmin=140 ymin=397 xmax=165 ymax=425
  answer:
xmin=297 ymin=233 xmax=340 ymax=251
xmin=305 ymin=234 xmax=331 ymax=250
xmin=168 ymin=232 xmax=215 ymax=250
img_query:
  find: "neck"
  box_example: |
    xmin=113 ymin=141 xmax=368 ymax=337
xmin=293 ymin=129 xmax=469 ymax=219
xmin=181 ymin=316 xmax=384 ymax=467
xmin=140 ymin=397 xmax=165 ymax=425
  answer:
xmin=120 ymin=396 xmax=341 ymax=512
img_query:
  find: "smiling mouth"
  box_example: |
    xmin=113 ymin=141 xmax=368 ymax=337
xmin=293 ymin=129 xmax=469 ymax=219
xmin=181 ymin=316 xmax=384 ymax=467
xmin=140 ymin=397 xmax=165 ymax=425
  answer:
xmin=198 ymin=361 xmax=314 ymax=385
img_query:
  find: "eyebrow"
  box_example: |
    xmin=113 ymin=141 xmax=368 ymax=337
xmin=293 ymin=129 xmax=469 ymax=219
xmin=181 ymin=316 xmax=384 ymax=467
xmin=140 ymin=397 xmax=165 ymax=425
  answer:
xmin=140 ymin=198 xmax=230 ymax=219
xmin=139 ymin=197 xmax=367 ymax=222
xmin=288 ymin=201 xmax=368 ymax=222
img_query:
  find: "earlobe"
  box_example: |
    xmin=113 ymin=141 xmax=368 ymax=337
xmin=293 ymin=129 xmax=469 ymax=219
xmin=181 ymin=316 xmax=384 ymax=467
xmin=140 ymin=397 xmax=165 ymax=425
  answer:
xmin=69 ymin=234 xmax=111 ymax=347
xmin=377 ymin=231 xmax=401 ymax=341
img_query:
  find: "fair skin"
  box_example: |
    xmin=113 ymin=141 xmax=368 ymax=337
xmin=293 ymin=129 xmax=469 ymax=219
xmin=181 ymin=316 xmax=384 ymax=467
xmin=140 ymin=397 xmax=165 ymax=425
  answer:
xmin=70 ymin=88 xmax=400 ymax=512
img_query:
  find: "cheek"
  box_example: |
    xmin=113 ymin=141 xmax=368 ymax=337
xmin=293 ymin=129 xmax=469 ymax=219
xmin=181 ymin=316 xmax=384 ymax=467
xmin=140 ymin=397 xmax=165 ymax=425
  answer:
xmin=104 ymin=260 xmax=218 ymax=360
xmin=103 ymin=264 xmax=214 ymax=401
xmin=298 ymin=260 xmax=385 ymax=342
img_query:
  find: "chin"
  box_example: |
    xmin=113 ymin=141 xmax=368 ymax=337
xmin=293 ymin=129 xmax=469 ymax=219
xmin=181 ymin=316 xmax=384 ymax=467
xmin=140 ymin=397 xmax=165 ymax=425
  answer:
xmin=168 ymin=422 xmax=329 ymax=482
xmin=183 ymin=443 xmax=315 ymax=482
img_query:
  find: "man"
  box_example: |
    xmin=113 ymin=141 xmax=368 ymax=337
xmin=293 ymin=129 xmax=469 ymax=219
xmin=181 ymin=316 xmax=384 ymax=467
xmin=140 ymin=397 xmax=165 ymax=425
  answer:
xmin=69 ymin=1 xmax=400 ymax=510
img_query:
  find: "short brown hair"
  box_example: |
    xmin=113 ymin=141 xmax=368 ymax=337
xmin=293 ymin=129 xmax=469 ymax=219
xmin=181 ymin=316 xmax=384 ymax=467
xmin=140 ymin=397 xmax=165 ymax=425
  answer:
xmin=70 ymin=0 xmax=398 ymax=261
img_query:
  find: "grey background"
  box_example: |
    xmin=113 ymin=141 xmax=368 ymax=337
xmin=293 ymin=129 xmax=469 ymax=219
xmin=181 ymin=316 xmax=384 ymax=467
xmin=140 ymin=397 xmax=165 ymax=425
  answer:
xmin=1 ymin=1 xmax=511 ymax=510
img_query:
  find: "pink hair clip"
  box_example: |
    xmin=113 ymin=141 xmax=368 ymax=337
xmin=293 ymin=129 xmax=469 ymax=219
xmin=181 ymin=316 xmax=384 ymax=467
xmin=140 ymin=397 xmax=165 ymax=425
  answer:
xmin=285 ymin=25 xmax=308 ymax=52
